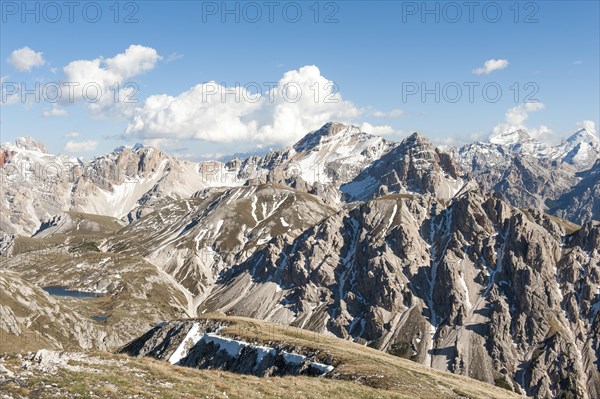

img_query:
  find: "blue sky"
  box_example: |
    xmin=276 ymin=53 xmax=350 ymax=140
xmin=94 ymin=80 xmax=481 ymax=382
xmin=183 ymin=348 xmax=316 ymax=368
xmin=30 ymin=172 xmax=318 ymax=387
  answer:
xmin=1 ymin=0 xmax=599 ymax=159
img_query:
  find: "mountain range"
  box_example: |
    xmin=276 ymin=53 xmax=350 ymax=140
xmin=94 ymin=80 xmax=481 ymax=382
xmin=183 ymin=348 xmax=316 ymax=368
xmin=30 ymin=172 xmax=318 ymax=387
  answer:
xmin=1 ymin=122 xmax=599 ymax=398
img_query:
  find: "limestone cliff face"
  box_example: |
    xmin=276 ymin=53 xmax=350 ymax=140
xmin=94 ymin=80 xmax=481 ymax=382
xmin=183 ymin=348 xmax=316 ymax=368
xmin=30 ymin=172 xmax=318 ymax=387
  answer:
xmin=120 ymin=319 xmax=336 ymax=378
xmin=550 ymin=160 xmax=600 ymax=224
xmin=193 ymin=189 xmax=599 ymax=398
xmin=341 ymin=133 xmax=464 ymax=201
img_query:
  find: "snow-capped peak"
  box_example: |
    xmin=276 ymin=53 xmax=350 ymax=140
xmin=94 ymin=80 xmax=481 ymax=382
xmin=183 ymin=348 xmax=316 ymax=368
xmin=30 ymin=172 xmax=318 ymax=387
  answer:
xmin=272 ymin=122 xmax=397 ymax=185
xmin=5 ymin=136 xmax=49 ymax=154
xmin=488 ymin=129 xmax=552 ymax=158
xmin=489 ymin=129 xmax=531 ymax=146
xmin=566 ymin=128 xmax=599 ymax=146
xmin=293 ymin=122 xmax=358 ymax=152
xmin=557 ymin=128 xmax=600 ymax=170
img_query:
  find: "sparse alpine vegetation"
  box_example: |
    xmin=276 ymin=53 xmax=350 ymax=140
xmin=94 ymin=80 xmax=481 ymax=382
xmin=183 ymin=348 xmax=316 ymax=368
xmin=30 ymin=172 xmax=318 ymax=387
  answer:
xmin=0 ymin=315 xmax=521 ymax=399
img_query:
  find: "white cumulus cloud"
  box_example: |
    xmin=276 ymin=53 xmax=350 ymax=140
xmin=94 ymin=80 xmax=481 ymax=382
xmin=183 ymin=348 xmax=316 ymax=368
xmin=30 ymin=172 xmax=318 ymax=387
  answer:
xmin=64 ymin=140 xmax=98 ymax=153
xmin=473 ymin=59 xmax=509 ymax=75
xmin=504 ymin=102 xmax=545 ymax=126
xmin=7 ymin=47 xmax=46 ymax=72
xmin=64 ymin=132 xmax=80 ymax=138
xmin=125 ymin=65 xmax=389 ymax=145
xmin=62 ymin=45 xmax=161 ymax=115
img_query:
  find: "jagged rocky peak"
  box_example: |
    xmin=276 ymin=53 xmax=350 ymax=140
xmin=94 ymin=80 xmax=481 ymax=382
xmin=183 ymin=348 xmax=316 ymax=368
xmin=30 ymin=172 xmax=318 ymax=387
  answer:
xmin=258 ymin=122 xmax=397 ymax=188
xmin=489 ymin=128 xmax=531 ymax=146
xmin=559 ymin=128 xmax=600 ymax=171
xmin=340 ymin=131 xmax=464 ymax=201
xmin=7 ymin=136 xmax=49 ymax=153
xmin=391 ymin=131 xmax=460 ymax=176
xmin=386 ymin=132 xmax=436 ymax=167
xmin=489 ymin=128 xmax=552 ymax=157
xmin=455 ymin=141 xmax=511 ymax=172
xmin=567 ymin=128 xmax=599 ymax=145
xmin=484 ymin=127 xmax=599 ymax=169
xmin=317 ymin=121 xmax=348 ymax=136
xmin=403 ymin=131 xmax=431 ymax=145
xmin=90 ymin=142 xmax=169 ymax=177
xmin=294 ymin=122 xmax=357 ymax=151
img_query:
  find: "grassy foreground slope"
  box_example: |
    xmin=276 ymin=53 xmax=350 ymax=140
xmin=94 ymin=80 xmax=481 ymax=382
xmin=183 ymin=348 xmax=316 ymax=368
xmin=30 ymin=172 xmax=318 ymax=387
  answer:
xmin=0 ymin=315 xmax=520 ymax=399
